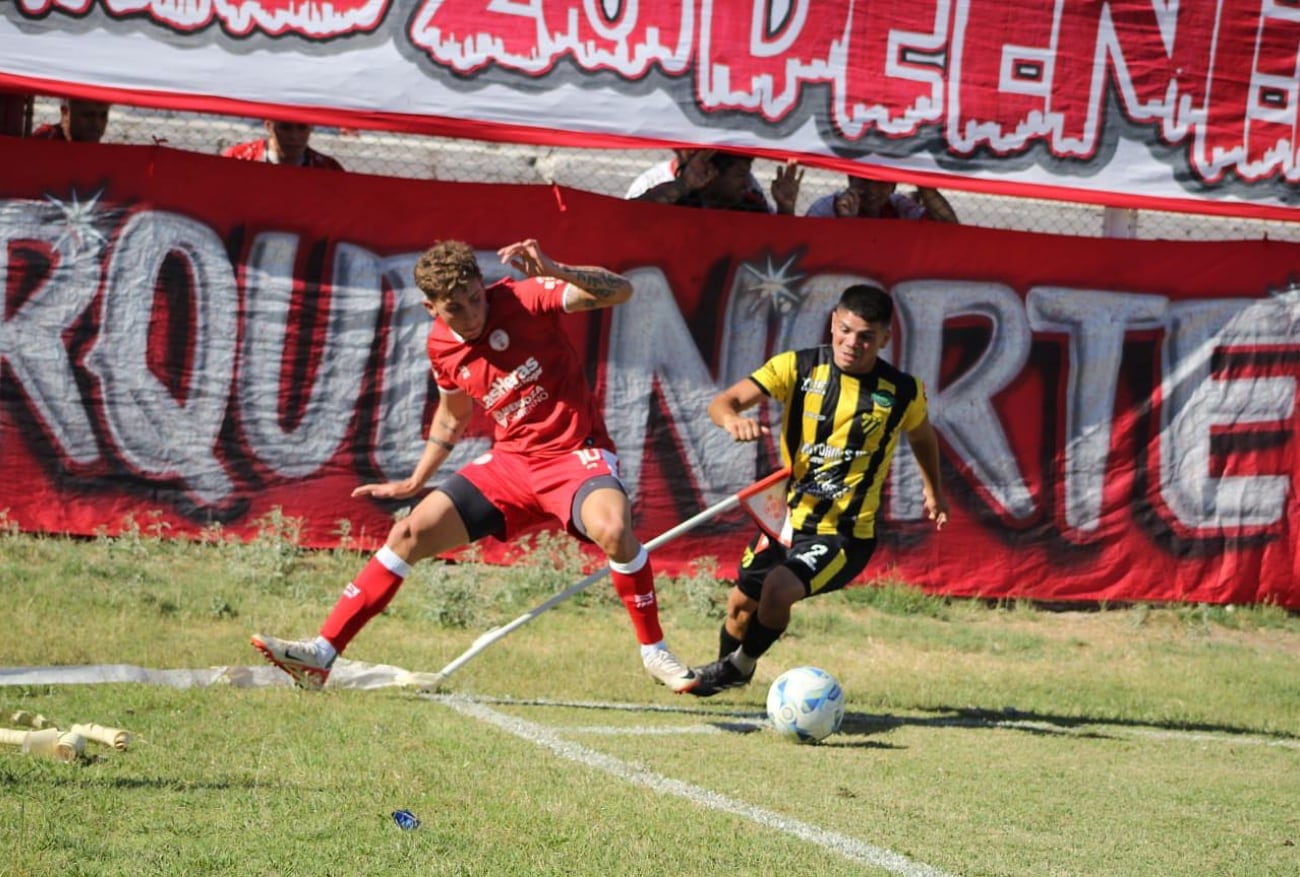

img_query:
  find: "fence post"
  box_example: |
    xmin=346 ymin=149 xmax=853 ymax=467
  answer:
xmin=1102 ymin=206 xmax=1138 ymax=239
xmin=0 ymin=92 xmax=32 ymax=137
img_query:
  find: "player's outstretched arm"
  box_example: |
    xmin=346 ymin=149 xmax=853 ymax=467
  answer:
xmin=709 ymin=378 xmax=770 ymax=442
xmin=906 ymin=417 xmax=949 ymax=530
xmin=498 ymin=238 xmax=632 ymax=311
xmin=351 ymin=390 xmax=474 ymax=500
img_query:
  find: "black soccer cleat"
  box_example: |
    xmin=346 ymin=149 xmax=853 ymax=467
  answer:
xmin=687 ymin=657 xmax=755 ymax=697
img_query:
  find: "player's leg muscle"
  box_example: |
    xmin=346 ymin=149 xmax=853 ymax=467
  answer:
xmin=386 ymin=489 xmax=472 ymax=564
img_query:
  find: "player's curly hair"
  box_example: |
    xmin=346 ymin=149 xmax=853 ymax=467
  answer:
xmin=413 ymin=240 xmax=482 ymax=301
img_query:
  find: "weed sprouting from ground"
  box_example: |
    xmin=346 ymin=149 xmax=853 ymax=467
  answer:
xmin=208 ymin=595 xmax=237 ymax=620
xmin=229 ymin=508 xmax=306 ymax=592
xmin=494 ymin=531 xmax=601 ymax=608
xmin=37 ymin=515 xmax=1298 ymax=641
xmin=411 ymin=561 xmax=489 ymax=629
xmin=0 ymin=508 xmax=21 ymax=541
xmin=841 ymin=572 xmax=952 ymax=619
xmin=95 ymin=511 xmax=174 ymax=559
xmin=669 ymin=556 xmax=727 ymax=620
xmin=406 ymin=531 xmax=615 ymax=628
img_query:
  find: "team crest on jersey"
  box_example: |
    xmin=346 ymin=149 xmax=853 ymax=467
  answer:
xmin=858 ymin=412 xmax=884 ymax=436
xmin=458 ymin=365 xmax=471 ymax=380
xmin=489 ymin=329 xmax=510 ymax=351
xmin=871 ymin=391 xmax=895 ymax=409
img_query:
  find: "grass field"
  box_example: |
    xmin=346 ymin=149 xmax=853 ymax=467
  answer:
xmin=2 ymin=518 xmax=1299 ymax=876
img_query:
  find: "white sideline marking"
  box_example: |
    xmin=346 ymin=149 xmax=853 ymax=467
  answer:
xmin=436 ymin=694 xmax=958 ymax=877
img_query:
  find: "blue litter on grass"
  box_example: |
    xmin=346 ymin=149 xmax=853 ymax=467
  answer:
xmin=392 ymin=809 xmax=421 ymax=830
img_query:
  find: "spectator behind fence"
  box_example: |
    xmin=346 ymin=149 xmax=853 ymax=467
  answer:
xmin=806 ymin=176 xmax=958 ymax=223
xmin=31 ymin=99 xmax=111 ymax=143
xmin=626 ymin=148 xmax=766 ymax=204
xmin=222 ymin=120 xmax=344 ymax=170
xmin=629 ymin=149 xmax=801 ymax=215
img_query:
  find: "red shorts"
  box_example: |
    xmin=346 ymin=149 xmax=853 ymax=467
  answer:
xmin=454 ymin=446 xmax=623 ymax=541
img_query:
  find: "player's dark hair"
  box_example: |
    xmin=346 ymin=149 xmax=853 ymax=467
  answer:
xmin=836 ymin=284 xmax=892 ymax=324
xmin=414 ymin=240 xmax=482 ymax=301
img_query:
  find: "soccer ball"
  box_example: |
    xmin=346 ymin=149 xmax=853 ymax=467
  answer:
xmin=766 ymin=666 xmax=846 ymax=744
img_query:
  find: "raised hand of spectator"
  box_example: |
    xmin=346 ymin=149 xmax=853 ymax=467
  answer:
xmin=631 ymin=148 xmax=718 ymax=204
xmin=770 ymin=160 xmax=803 ymax=214
xmin=678 ymin=149 xmax=718 ymax=193
xmin=914 ymin=186 xmax=960 ymax=223
xmin=832 ymin=187 xmax=861 ymax=218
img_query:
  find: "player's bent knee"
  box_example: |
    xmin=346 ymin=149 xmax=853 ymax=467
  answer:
xmin=587 ymin=521 xmax=634 ymax=559
xmin=386 ymin=518 xmax=415 ymax=545
xmin=764 ymin=576 xmax=805 ymax=610
xmin=728 ymin=604 xmax=755 ymax=626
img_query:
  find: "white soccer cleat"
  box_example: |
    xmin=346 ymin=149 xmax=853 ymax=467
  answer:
xmin=250 ymin=633 xmax=335 ymax=691
xmin=642 ymin=647 xmax=700 ymax=694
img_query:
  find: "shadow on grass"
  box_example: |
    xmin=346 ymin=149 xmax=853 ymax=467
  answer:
xmin=840 ymin=705 xmax=1300 ymax=745
xmin=470 ymin=695 xmax=1300 ymax=747
xmin=0 ymin=767 xmax=269 ymax=791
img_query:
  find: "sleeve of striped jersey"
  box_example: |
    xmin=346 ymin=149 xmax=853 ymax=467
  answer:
xmin=749 ymin=350 xmax=797 ymax=400
xmin=899 ymin=377 xmax=929 ymax=431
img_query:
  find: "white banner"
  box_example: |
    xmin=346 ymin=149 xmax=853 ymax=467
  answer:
xmin=3 ymin=4 xmax=1300 ymax=219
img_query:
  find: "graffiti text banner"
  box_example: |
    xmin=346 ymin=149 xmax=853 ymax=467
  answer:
xmin=2 ymin=140 xmax=1299 ymax=606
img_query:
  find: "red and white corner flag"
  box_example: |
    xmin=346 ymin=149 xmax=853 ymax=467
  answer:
xmin=736 ymin=466 xmax=792 ymax=547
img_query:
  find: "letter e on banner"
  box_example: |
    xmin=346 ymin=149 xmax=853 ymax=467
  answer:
xmin=837 ymin=0 xmax=948 ymax=138
xmin=698 ymin=0 xmax=841 ymax=119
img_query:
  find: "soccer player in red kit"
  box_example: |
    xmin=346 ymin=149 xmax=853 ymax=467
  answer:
xmin=252 ymin=238 xmax=699 ymax=693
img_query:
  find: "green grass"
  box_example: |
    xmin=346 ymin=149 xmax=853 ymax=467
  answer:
xmin=2 ymin=518 xmax=1299 ymax=876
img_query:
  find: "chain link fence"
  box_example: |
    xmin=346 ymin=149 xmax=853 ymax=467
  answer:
xmin=31 ymin=97 xmax=1300 ymax=243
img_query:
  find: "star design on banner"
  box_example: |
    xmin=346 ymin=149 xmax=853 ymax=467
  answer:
xmin=1269 ymin=275 xmax=1300 ymax=336
xmin=740 ymin=252 xmax=805 ymax=315
xmin=45 ymin=189 xmax=109 ymax=256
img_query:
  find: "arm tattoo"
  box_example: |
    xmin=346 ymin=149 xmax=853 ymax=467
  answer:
xmin=565 ymin=267 xmax=626 ymax=300
xmin=430 ymin=417 xmax=461 ymax=451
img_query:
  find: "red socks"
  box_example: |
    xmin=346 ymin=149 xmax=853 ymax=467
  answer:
xmin=609 ymin=547 xmax=662 ymax=645
xmin=320 ymin=545 xmax=662 ymax=652
xmin=319 ymin=546 xmax=411 ymax=652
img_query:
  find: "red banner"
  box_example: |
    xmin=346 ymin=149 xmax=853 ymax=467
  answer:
xmin=3 ymin=139 xmax=1299 ymax=606
xmin=7 ymin=2 xmax=1300 ymax=219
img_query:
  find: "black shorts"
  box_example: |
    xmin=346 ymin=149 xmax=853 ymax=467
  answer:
xmin=736 ymin=530 xmax=876 ymax=601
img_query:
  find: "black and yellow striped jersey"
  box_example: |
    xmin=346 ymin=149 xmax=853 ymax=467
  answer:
xmin=750 ymin=346 xmax=928 ymax=539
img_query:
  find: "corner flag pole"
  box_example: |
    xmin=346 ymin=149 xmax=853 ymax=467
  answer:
xmin=410 ymin=467 xmax=790 ymax=691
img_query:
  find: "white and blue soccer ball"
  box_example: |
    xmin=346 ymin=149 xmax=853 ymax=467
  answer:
xmin=766 ymin=666 xmax=846 ymax=744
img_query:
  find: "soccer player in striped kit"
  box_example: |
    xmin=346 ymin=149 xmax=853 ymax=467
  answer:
xmin=253 ymin=238 xmax=698 ymax=694
xmin=690 ymin=283 xmax=949 ymax=696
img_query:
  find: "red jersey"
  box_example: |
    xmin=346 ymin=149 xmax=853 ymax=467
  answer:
xmin=221 ymin=138 xmax=344 ymax=171
xmin=426 ymin=277 xmax=612 ymax=457
xmin=30 ymin=124 xmax=67 ymax=141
